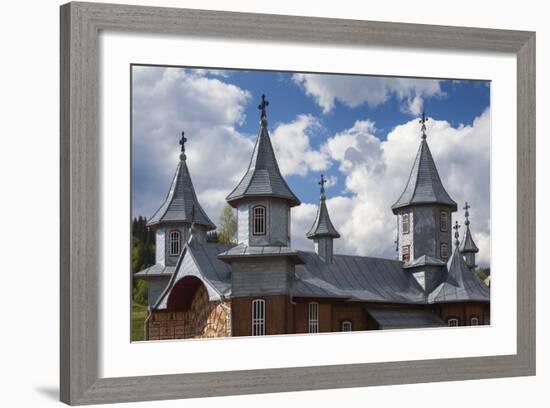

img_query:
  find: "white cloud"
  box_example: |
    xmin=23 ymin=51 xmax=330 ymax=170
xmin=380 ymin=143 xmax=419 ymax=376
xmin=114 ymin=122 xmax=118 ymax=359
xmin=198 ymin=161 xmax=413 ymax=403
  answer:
xmin=293 ymin=111 xmax=491 ymax=266
xmin=292 ymin=73 xmax=443 ymax=115
xmin=132 ymin=66 xmax=254 ymax=222
xmin=270 ymin=114 xmax=331 ymax=176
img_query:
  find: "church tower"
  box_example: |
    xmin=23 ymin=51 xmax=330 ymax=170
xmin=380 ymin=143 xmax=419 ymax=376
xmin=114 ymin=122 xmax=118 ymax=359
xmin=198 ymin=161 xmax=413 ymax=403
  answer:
xmin=226 ymin=94 xmax=300 ymax=246
xmin=307 ymin=174 xmax=340 ymax=263
xmin=459 ymin=201 xmax=479 ymax=271
xmin=392 ymin=113 xmax=457 ymax=263
xmin=220 ymin=95 xmax=304 ymax=336
xmin=147 ymin=132 xmax=216 ymax=267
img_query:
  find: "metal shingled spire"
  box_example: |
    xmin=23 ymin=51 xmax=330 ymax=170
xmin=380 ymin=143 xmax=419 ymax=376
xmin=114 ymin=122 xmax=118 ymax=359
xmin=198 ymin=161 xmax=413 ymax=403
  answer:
xmin=460 ymin=201 xmax=480 ymax=253
xmin=147 ymin=132 xmax=216 ymax=230
xmin=307 ymin=174 xmax=340 ymax=239
xmin=391 ymin=112 xmax=457 ymax=213
xmin=226 ymin=94 xmax=301 ymax=207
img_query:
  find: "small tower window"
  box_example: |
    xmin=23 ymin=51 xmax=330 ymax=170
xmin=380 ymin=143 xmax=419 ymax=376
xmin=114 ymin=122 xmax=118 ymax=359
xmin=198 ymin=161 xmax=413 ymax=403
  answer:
xmin=470 ymin=317 xmax=479 ymax=326
xmin=308 ymin=302 xmax=319 ymax=333
xmin=440 ymin=210 xmax=448 ymax=232
xmin=252 ymin=299 xmax=265 ymax=336
xmin=252 ymin=205 xmax=266 ymax=236
xmin=168 ymin=230 xmax=181 ymax=256
xmin=440 ymin=242 xmax=449 ymax=260
xmin=341 ymin=320 xmax=352 ymax=332
xmin=402 ymin=213 xmax=410 ymax=234
xmin=402 ymin=245 xmax=411 ymax=262
xmin=447 ymin=318 xmax=459 ymax=327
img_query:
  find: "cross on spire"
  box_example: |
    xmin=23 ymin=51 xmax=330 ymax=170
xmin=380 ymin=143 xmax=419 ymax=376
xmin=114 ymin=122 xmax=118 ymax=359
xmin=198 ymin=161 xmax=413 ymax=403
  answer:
xmin=258 ymin=94 xmax=269 ymax=125
xmin=419 ymin=112 xmax=428 ymax=140
xmin=179 ymin=131 xmax=188 ymax=161
xmin=453 ymin=220 xmax=461 ymax=248
xmin=463 ymin=201 xmax=471 ymax=226
xmin=319 ymin=174 xmax=327 ymax=199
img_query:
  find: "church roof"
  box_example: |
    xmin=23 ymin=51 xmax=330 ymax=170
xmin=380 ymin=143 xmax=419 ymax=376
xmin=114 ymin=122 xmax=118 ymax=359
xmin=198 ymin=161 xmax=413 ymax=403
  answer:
xmin=459 ymin=228 xmax=479 ymax=253
xmin=147 ymin=145 xmax=216 ymax=230
xmin=402 ymin=254 xmax=446 ymax=269
xmin=366 ymin=308 xmax=446 ymax=329
xmin=292 ymin=252 xmax=426 ymax=304
xmin=391 ymin=114 xmax=457 ymax=214
xmin=307 ymin=175 xmax=340 ymax=239
xmin=153 ymin=240 xmax=234 ymax=310
xmin=428 ymin=247 xmax=489 ymax=303
xmin=226 ymin=95 xmax=300 ymax=208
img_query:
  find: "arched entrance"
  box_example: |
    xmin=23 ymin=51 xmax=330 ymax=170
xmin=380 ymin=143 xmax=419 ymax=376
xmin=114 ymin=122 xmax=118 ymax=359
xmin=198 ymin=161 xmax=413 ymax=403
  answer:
xmin=147 ymin=276 xmax=231 ymax=340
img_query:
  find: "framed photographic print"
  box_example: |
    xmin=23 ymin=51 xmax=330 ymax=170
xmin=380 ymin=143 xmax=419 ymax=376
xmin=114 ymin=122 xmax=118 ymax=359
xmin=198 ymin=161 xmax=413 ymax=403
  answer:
xmin=60 ymin=1 xmax=535 ymax=405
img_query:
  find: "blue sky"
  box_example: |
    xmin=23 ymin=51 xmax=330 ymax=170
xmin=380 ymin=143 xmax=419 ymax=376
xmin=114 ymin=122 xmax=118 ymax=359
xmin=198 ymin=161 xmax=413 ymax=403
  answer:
xmin=132 ymin=66 xmax=490 ymax=265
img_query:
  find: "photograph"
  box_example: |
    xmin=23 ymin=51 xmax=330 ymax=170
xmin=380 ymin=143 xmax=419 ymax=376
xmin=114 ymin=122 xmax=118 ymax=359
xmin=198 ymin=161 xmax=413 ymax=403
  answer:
xmin=131 ymin=65 xmax=491 ymax=341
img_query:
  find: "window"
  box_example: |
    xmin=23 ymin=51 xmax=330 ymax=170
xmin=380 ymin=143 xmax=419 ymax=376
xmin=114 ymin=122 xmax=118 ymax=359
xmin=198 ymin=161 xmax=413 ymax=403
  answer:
xmin=252 ymin=299 xmax=265 ymax=336
xmin=341 ymin=320 xmax=352 ymax=332
xmin=447 ymin=318 xmax=459 ymax=327
xmin=308 ymin=302 xmax=319 ymax=333
xmin=440 ymin=242 xmax=449 ymax=260
xmin=252 ymin=205 xmax=266 ymax=235
xmin=168 ymin=230 xmax=181 ymax=256
xmin=440 ymin=211 xmax=448 ymax=232
xmin=402 ymin=245 xmax=411 ymax=262
xmin=470 ymin=317 xmax=479 ymax=326
xmin=402 ymin=213 xmax=410 ymax=234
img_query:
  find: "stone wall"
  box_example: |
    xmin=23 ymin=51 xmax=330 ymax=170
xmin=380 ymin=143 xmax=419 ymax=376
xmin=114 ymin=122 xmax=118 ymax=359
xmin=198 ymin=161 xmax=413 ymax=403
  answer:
xmin=147 ymin=284 xmax=231 ymax=340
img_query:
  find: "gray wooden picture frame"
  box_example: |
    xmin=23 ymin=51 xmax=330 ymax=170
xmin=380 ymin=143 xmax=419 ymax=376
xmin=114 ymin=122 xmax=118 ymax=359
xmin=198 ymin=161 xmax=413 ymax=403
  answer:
xmin=60 ymin=1 xmax=536 ymax=405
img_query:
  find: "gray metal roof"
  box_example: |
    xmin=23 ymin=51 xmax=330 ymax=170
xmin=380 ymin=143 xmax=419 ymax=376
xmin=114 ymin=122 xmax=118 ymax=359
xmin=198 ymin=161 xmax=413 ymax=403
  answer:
xmin=306 ymin=197 xmax=340 ymax=239
xmin=292 ymin=252 xmax=426 ymax=304
xmin=147 ymin=158 xmax=216 ymax=229
xmin=428 ymin=247 xmax=489 ymax=303
xmin=153 ymin=239 xmax=233 ymax=310
xmin=226 ymin=101 xmax=300 ymax=207
xmin=134 ymin=264 xmax=175 ymax=278
xmin=218 ymin=244 xmax=305 ymax=264
xmin=392 ymin=138 xmax=457 ymax=213
xmin=402 ymin=254 xmax=446 ymax=269
xmin=460 ymin=226 xmax=479 ymax=253
xmin=366 ymin=308 xmax=446 ymax=329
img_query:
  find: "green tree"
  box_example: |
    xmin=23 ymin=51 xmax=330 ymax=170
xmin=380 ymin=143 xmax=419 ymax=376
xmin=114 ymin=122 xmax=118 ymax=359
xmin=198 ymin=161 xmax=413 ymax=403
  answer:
xmin=475 ymin=267 xmax=490 ymax=281
xmin=131 ymin=216 xmax=156 ymax=305
xmin=217 ymin=204 xmax=237 ymax=245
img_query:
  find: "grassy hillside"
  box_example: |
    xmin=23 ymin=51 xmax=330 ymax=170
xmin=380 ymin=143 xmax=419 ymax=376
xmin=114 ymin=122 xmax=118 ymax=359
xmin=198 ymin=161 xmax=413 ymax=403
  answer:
xmin=131 ymin=302 xmax=148 ymax=342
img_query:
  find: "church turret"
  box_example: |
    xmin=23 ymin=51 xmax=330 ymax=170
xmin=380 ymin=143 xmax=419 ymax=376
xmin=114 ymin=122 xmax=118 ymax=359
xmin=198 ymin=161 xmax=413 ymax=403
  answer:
xmin=307 ymin=174 xmax=340 ymax=263
xmin=147 ymin=132 xmax=215 ymax=266
xmin=226 ymin=94 xmax=300 ymax=247
xmin=392 ymin=113 xmax=457 ymax=263
xmin=459 ymin=201 xmax=479 ymax=271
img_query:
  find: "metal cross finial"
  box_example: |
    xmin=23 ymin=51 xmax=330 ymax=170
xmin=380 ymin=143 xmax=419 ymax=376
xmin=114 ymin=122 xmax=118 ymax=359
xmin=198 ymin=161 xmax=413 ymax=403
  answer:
xmin=179 ymin=131 xmax=187 ymax=152
xmin=463 ymin=201 xmax=471 ymax=226
xmin=453 ymin=220 xmax=461 ymax=247
xmin=419 ymin=112 xmax=428 ymax=140
xmin=319 ymin=174 xmax=327 ymax=199
xmin=258 ymin=94 xmax=269 ymax=123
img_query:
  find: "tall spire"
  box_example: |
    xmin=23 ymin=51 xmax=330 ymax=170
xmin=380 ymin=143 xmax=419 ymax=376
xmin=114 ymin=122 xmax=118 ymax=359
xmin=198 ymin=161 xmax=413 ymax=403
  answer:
xmin=460 ymin=201 xmax=479 ymax=269
xmin=226 ymin=94 xmax=300 ymax=208
xmin=391 ymin=112 xmax=457 ymax=213
xmin=147 ymin=131 xmax=216 ymax=230
xmin=307 ymin=174 xmax=340 ymax=239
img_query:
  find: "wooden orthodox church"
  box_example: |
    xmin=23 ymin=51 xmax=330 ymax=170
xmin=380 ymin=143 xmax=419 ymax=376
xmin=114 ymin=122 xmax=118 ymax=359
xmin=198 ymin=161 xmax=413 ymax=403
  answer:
xmin=135 ymin=95 xmax=489 ymax=340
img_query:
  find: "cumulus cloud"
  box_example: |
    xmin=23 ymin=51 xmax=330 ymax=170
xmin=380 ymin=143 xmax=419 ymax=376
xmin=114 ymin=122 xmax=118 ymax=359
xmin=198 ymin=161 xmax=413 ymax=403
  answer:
xmin=270 ymin=114 xmax=331 ymax=176
xmin=132 ymin=66 xmax=254 ymax=221
xmin=292 ymin=73 xmax=443 ymax=115
xmin=293 ymin=111 xmax=491 ymax=266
